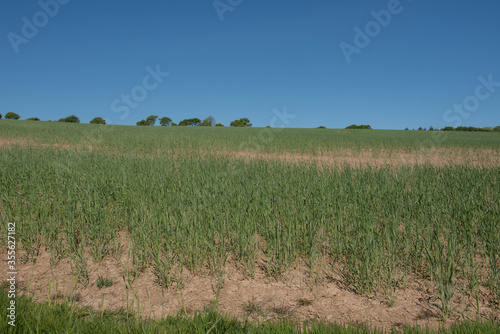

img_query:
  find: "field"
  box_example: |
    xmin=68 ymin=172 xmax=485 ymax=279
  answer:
xmin=1 ymin=120 xmax=499 ymax=332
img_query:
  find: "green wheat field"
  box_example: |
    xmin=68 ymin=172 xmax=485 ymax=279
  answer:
xmin=1 ymin=120 xmax=499 ymax=333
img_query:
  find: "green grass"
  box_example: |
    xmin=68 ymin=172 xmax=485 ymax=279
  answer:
xmin=1 ymin=290 xmax=499 ymax=333
xmin=0 ymin=120 xmax=499 ymax=327
xmin=1 ymin=119 xmax=499 ymax=154
xmin=95 ymin=275 xmax=114 ymax=289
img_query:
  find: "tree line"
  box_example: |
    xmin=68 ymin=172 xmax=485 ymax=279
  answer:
xmin=2 ymin=112 xmax=499 ymax=131
xmin=406 ymin=126 xmax=500 ymax=132
xmin=0 ymin=113 xmax=252 ymax=128
xmin=135 ymin=115 xmax=251 ymax=127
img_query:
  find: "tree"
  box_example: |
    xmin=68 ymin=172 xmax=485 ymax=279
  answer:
xmin=171 ymin=122 xmax=178 ymax=126
xmin=179 ymin=118 xmax=201 ymax=126
xmin=0 ymin=114 xmax=2 ymax=119
xmin=136 ymin=120 xmax=149 ymax=126
xmin=159 ymin=117 xmax=172 ymax=126
xmin=346 ymin=124 xmax=372 ymax=130
xmin=215 ymin=123 xmax=224 ymax=127
xmin=494 ymin=126 xmax=500 ymax=132
xmin=58 ymin=115 xmax=80 ymax=123
xmin=27 ymin=117 xmax=40 ymax=121
xmin=317 ymin=126 xmax=327 ymax=129
xmin=5 ymin=112 xmax=20 ymax=120
xmin=146 ymin=115 xmax=158 ymax=126
xmin=200 ymin=116 xmax=216 ymax=127
xmin=90 ymin=117 xmax=106 ymax=124
xmin=230 ymin=118 xmax=252 ymax=127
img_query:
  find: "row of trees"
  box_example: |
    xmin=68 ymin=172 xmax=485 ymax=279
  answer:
xmin=406 ymin=126 xmax=500 ymax=132
xmin=442 ymin=126 xmax=500 ymax=132
xmin=0 ymin=113 xmax=249 ymax=127
xmin=0 ymin=112 xmax=105 ymax=124
xmin=57 ymin=115 xmax=107 ymax=124
xmin=0 ymin=112 xmax=43 ymax=122
xmin=317 ymin=124 xmax=372 ymax=129
xmin=4 ymin=113 xmax=497 ymax=131
xmin=136 ymin=115 xmax=250 ymax=128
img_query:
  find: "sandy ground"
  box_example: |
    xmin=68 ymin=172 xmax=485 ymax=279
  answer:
xmin=1 ymin=240 xmax=498 ymax=332
xmin=227 ymin=148 xmax=500 ymax=168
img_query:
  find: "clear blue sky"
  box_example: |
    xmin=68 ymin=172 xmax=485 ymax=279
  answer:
xmin=1 ymin=0 xmax=499 ymax=129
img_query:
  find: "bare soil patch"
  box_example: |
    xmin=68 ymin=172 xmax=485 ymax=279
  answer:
xmin=0 ymin=137 xmax=28 ymax=148
xmin=227 ymin=148 xmax=500 ymax=168
xmin=1 ymin=243 xmax=498 ymax=332
xmin=1 ymin=136 xmax=499 ymax=168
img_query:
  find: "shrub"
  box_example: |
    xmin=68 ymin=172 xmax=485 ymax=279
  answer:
xmin=90 ymin=117 xmax=106 ymax=125
xmin=5 ymin=112 xmax=20 ymax=120
xmin=27 ymin=117 xmax=40 ymax=121
xmin=58 ymin=115 xmax=80 ymax=123
xmin=317 ymin=126 xmax=327 ymax=129
xmin=215 ymin=123 xmax=224 ymax=127
xmin=179 ymin=118 xmax=201 ymax=126
xmin=346 ymin=124 xmax=372 ymax=130
xmin=230 ymin=118 xmax=252 ymax=127
xmin=136 ymin=120 xmax=149 ymax=126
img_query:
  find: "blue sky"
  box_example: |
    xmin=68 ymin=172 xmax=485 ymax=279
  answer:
xmin=1 ymin=0 xmax=499 ymax=129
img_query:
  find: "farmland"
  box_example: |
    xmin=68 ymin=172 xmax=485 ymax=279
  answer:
xmin=0 ymin=120 xmax=499 ymax=332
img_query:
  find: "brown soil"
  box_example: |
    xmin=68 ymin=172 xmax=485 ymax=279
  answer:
xmin=1 ymin=136 xmax=499 ymax=168
xmin=0 ymin=137 xmax=28 ymax=148
xmin=1 ymin=242 xmax=498 ymax=332
xmin=227 ymin=147 xmax=499 ymax=167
